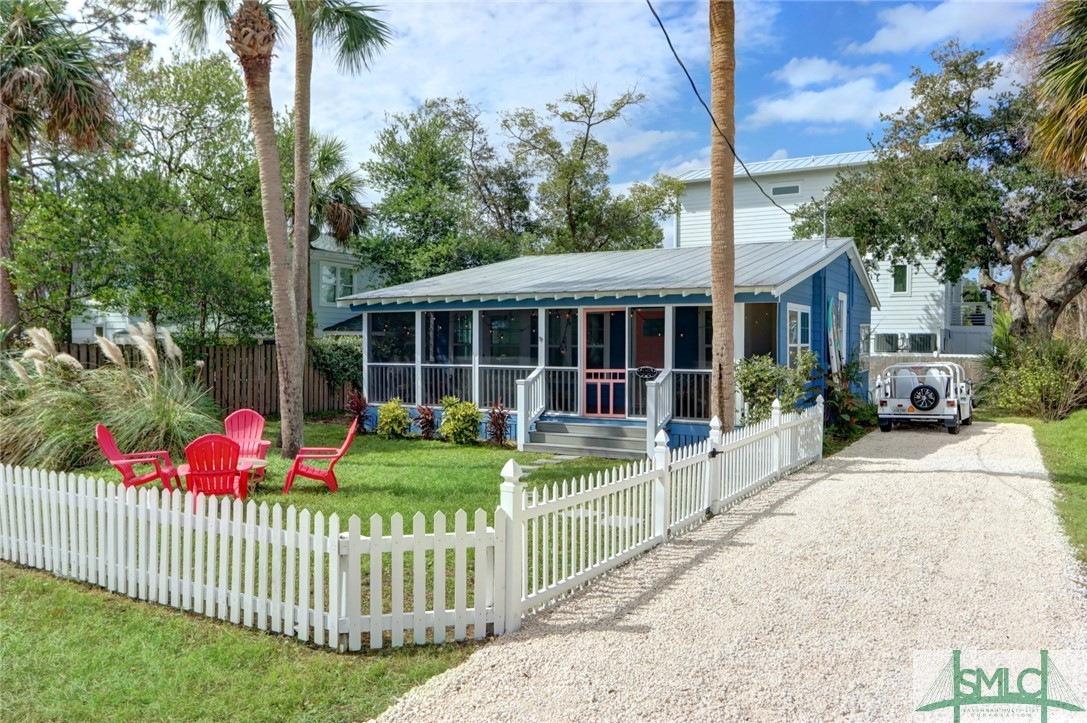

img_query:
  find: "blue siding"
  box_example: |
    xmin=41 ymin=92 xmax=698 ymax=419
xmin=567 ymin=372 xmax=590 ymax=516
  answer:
xmin=775 ymin=275 xmax=814 ymax=367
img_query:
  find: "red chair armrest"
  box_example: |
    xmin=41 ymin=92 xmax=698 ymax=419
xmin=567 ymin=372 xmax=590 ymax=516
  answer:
xmin=257 ymin=441 xmax=272 ymax=457
xmin=124 ymin=450 xmax=175 ymax=465
xmin=123 ymin=456 xmax=166 ymax=467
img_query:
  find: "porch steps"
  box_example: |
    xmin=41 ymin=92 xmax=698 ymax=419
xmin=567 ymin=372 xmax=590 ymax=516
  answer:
xmin=523 ymin=420 xmax=647 ymax=460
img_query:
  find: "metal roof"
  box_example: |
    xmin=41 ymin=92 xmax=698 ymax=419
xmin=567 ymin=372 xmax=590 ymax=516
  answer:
xmin=338 ymin=238 xmax=880 ymax=308
xmin=673 ymin=149 xmax=876 ymax=183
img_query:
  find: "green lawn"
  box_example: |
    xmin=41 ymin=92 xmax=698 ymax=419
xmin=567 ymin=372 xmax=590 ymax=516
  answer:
xmin=978 ymin=409 xmax=1087 ymax=563
xmin=84 ymin=417 xmax=622 ymax=525
xmin=0 ymin=562 xmax=475 ymax=722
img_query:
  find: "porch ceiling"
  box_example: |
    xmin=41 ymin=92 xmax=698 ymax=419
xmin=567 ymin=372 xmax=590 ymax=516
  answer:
xmin=340 ymin=238 xmax=877 ymax=308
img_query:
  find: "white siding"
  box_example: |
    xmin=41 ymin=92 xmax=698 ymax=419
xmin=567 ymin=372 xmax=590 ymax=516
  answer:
xmin=868 ymin=259 xmax=948 ymax=349
xmin=311 ymin=249 xmax=380 ymax=336
xmin=71 ymin=310 xmax=144 ymax=343
xmin=676 ymin=168 xmax=840 ymax=246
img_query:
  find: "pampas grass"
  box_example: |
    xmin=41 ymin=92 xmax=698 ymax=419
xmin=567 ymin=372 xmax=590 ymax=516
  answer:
xmin=25 ymin=327 xmax=57 ymax=357
xmin=1 ymin=322 xmax=220 ymax=471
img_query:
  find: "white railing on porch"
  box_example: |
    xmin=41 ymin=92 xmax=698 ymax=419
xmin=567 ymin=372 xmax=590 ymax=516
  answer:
xmin=673 ymin=370 xmax=711 ymax=420
xmin=644 ymin=369 xmax=674 ymax=457
xmin=950 ymin=301 xmax=992 ymax=327
xmin=2 ymin=396 xmax=823 ymax=648
xmin=367 ymin=363 xmax=415 ymax=404
xmin=421 ymin=365 xmax=472 ymax=405
xmin=480 ymin=365 xmax=533 ymax=408
xmin=545 ymin=367 xmax=579 ymax=414
xmin=515 ymin=366 xmax=547 ymax=451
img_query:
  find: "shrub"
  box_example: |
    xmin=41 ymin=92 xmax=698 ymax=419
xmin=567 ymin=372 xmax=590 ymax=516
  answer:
xmin=416 ymin=404 xmax=437 ymax=440
xmin=486 ymin=400 xmax=512 ymax=445
xmin=345 ymin=389 xmax=371 ymax=432
xmin=0 ymin=325 xmax=219 ymax=471
xmin=308 ymin=336 xmax=363 ymax=392
xmin=734 ymin=349 xmax=817 ymax=424
xmin=376 ymin=398 xmax=411 ymax=439
xmin=983 ymin=336 xmax=1087 ymax=421
xmin=441 ymin=400 xmax=482 ymax=445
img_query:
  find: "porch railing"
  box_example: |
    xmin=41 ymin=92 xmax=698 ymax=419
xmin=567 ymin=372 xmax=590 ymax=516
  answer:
xmin=950 ymin=302 xmax=992 ymax=327
xmin=421 ymin=364 xmax=472 ymax=405
xmin=673 ymin=370 xmax=711 ymax=421
xmin=515 ymin=366 xmax=547 ymax=451
xmin=480 ymin=365 xmax=534 ymax=408
xmin=645 ymin=369 xmax=674 ymax=457
xmin=545 ymin=367 xmax=579 ymax=414
xmin=367 ymin=363 xmax=415 ymax=404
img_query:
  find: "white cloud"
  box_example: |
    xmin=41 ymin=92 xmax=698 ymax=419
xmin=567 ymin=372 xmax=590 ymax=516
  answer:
xmin=767 ymin=147 xmax=789 ymax=161
xmin=771 ymin=57 xmax=892 ymax=88
xmin=746 ymin=77 xmax=915 ymax=127
xmin=986 ymin=52 xmax=1029 ymax=96
xmin=848 ymin=0 xmax=1034 ymax=55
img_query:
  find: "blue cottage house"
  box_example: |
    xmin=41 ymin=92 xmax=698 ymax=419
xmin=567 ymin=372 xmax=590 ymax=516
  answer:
xmin=337 ymin=237 xmax=879 ymax=457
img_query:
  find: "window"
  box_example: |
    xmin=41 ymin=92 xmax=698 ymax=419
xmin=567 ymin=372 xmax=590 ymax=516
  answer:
xmin=908 ymin=333 xmax=937 ymax=353
xmin=771 ymin=183 xmax=801 ymax=196
xmin=480 ymin=310 xmax=537 ymax=365
xmin=673 ymin=307 xmax=714 ymax=370
xmin=94 ymin=324 xmax=105 ymax=338
xmin=874 ymin=333 xmax=899 ymax=353
xmin=892 ymin=264 xmax=909 ymax=294
xmin=786 ymin=304 xmax=811 ymax=367
xmin=320 ymin=264 xmax=355 ymax=305
xmin=546 ymin=309 xmax=578 ymax=367
xmin=423 ymin=311 xmax=472 ymax=364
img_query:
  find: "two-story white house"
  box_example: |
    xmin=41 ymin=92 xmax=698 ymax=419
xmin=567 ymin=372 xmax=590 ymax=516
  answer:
xmin=671 ymin=149 xmax=992 ymax=357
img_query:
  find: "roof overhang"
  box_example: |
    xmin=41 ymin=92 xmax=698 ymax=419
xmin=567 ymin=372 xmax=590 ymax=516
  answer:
xmin=771 ymin=239 xmax=880 ymax=309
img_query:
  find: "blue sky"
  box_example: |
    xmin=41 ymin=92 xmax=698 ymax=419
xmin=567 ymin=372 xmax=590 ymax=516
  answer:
xmin=88 ymin=0 xmax=1035 ymax=193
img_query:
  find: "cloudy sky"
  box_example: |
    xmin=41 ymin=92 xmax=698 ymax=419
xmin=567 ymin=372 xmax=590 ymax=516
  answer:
xmin=77 ymin=0 xmax=1034 ymax=194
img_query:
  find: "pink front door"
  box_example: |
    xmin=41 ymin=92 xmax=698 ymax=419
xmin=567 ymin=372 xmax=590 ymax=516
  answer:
xmin=583 ymin=310 xmax=626 ymax=417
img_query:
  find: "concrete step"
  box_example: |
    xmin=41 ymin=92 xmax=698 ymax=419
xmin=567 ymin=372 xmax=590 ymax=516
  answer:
xmin=522 ymin=442 xmax=645 ymax=460
xmin=534 ymin=420 xmax=645 ymax=438
xmin=528 ymin=431 xmax=646 ymax=452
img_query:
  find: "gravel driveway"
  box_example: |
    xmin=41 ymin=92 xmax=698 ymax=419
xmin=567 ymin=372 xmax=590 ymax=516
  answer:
xmin=378 ymin=422 xmax=1087 ymax=721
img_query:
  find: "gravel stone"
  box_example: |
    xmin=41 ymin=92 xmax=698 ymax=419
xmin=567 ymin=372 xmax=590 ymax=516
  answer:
xmin=378 ymin=422 xmax=1087 ymax=722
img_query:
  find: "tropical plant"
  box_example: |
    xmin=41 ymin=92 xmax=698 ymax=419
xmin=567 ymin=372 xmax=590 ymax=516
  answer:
xmin=415 ymin=404 xmax=436 ymax=440
xmin=708 ymin=1 xmax=736 ymax=425
xmin=376 ymin=397 xmax=411 ymax=439
xmin=345 ymin=389 xmax=370 ymax=432
xmin=734 ymin=349 xmax=817 ymax=425
xmin=440 ymin=399 xmax=481 ymax=445
xmin=485 ymin=400 xmax=511 ymax=446
xmin=1019 ymin=0 xmax=1087 ymax=174
xmin=982 ymin=335 xmax=1087 ymax=421
xmin=0 ymin=0 xmax=114 ymax=335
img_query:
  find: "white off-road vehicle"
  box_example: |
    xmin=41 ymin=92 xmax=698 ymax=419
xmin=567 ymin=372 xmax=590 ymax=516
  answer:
xmin=875 ymin=361 xmax=973 ymax=434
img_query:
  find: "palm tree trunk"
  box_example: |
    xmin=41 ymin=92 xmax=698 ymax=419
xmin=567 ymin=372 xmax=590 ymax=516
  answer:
xmin=0 ymin=138 xmax=20 ymax=340
xmin=233 ymin=15 xmax=305 ymax=457
xmin=292 ymin=6 xmax=315 ymax=352
xmin=709 ymin=0 xmax=736 ymax=426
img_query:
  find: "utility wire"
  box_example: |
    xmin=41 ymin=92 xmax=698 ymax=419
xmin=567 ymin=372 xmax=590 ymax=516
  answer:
xmin=645 ymin=0 xmax=795 ymax=219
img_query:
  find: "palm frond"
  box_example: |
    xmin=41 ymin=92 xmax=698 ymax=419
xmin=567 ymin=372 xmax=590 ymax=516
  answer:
xmin=311 ymin=1 xmax=391 ymax=75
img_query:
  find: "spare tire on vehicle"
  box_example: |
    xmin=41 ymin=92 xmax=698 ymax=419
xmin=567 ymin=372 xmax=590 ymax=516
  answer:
xmin=910 ymin=384 xmax=940 ymax=411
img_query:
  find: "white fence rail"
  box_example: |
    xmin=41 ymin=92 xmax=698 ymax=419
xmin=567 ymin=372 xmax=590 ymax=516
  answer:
xmin=1 ymin=396 xmax=823 ymax=647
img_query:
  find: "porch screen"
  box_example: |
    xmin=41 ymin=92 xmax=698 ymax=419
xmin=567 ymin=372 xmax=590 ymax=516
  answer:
xmin=423 ymin=311 xmax=471 ymax=363
xmin=368 ymin=312 xmax=415 ymax=363
xmin=673 ymin=306 xmax=712 ymax=369
xmin=480 ymin=310 xmax=537 ymax=365
xmin=546 ymin=309 xmax=578 ymax=367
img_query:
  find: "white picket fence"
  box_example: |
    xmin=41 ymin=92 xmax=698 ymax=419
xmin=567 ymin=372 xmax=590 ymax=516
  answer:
xmin=0 ymin=396 xmax=823 ymax=647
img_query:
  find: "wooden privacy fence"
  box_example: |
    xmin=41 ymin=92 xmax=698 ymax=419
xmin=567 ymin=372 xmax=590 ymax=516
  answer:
xmin=0 ymin=397 xmax=824 ymax=650
xmin=58 ymin=343 xmax=352 ymax=415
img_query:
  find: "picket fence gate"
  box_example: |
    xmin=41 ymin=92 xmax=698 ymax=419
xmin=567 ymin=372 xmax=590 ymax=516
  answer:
xmin=0 ymin=397 xmax=823 ymax=649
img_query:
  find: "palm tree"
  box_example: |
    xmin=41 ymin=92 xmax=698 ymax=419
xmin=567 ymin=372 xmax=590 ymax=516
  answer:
xmin=0 ymin=0 xmax=113 ymax=336
xmin=1023 ymin=0 xmax=1087 ymax=174
xmin=708 ymin=0 xmax=736 ymax=425
xmin=287 ymin=1 xmax=388 ymax=352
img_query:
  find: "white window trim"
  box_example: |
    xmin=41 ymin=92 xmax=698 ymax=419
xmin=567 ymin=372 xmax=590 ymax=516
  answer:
xmin=786 ymin=302 xmax=812 ymax=367
xmin=319 ymin=262 xmax=355 ymax=308
xmin=891 ymin=263 xmax=911 ymax=296
xmin=770 ymin=180 xmax=803 ymax=198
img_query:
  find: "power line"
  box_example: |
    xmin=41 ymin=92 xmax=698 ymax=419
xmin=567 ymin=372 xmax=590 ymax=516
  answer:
xmin=645 ymin=0 xmax=794 ymax=219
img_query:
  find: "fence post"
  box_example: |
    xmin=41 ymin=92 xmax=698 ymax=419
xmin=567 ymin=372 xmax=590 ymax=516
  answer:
xmin=652 ymin=429 xmax=670 ymax=542
xmin=707 ymin=416 xmax=723 ymax=515
xmin=498 ymin=459 xmax=525 ymax=633
xmin=816 ymin=394 xmax=825 ymax=462
xmin=770 ymin=398 xmax=782 ymax=478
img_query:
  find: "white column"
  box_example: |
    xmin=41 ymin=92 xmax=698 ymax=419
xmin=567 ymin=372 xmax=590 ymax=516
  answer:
xmin=471 ymin=309 xmax=481 ymax=405
xmin=733 ymin=302 xmax=745 ymax=360
xmin=663 ymin=305 xmax=674 ymax=372
xmin=360 ymin=311 xmax=368 ymax=400
xmin=537 ymin=307 xmax=546 ymax=368
xmin=414 ymin=310 xmax=423 ymax=407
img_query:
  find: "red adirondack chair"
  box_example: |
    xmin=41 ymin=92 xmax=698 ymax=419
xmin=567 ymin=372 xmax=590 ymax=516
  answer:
xmin=283 ymin=418 xmax=358 ymax=494
xmin=180 ymin=434 xmax=250 ymax=502
xmin=95 ymin=424 xmax=179 ymax=490
xmin=224 ymin=408 xmax=271 ymax=479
